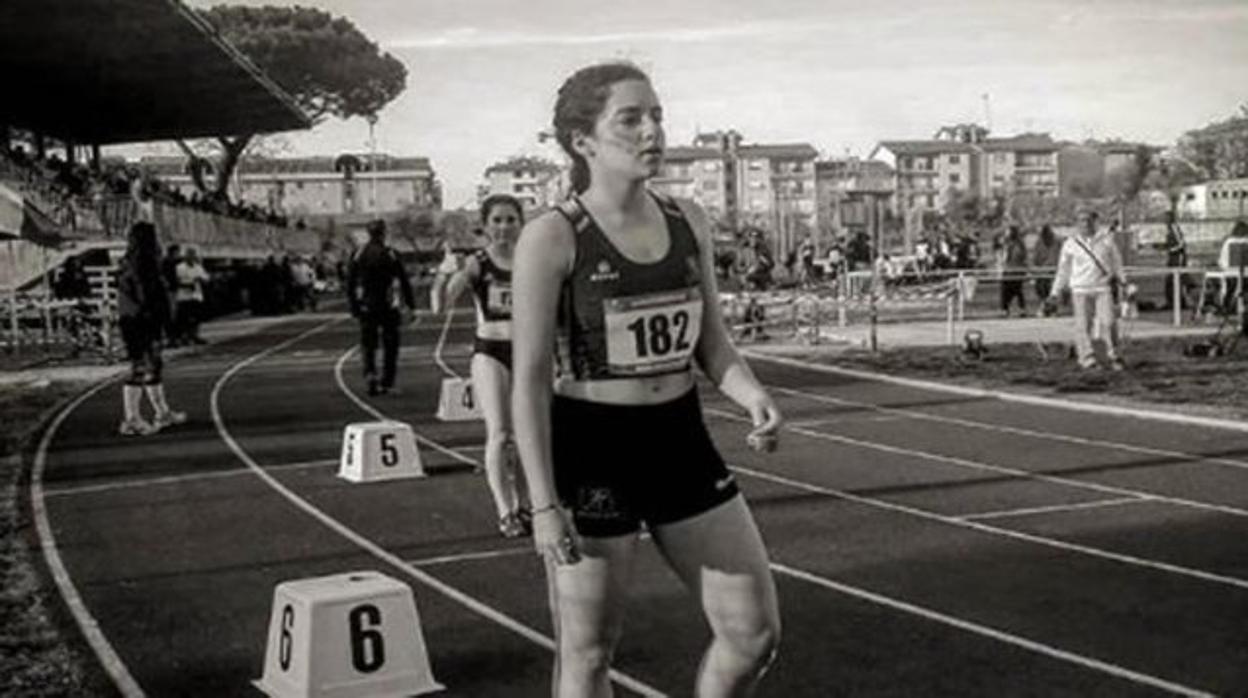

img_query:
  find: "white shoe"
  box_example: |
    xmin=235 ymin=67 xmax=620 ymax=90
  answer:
xmin=119 ymin=419 xmax=159 ymax=436
xmin=155 ymin=410 xmax=188 ymax=429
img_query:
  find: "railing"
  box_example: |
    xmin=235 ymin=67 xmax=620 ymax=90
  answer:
xmin=718 ymin=263 xmax=1239 ymax=350
xmin=2 ymin=265 xmax=118 ymax=357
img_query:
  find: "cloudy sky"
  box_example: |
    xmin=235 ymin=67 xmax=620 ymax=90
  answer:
xmin=184 ymin=0 xmax=1248 ymax=208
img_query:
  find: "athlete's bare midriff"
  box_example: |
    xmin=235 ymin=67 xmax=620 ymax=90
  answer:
xmin=553 ymin=369 xmax=694 ymax=405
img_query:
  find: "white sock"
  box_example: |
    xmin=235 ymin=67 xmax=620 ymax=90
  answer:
xmin=144 ymin=384 xmax=171 ymax=416
xmin=123 ymin=385 xmax=144 ymax=423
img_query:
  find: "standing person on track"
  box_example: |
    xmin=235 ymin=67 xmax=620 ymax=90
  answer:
xmin=347 ymin=219 xmax=416 ymax=396
xmin=116 ymin=221 xmax=187 ymax=436
xmin=512 ymin=62 xmax=783 ymax=697
xmin=444 ymin=194 xmax=530 ymax=538
xmin=1046 ymin=209 xmax=1127 ymax=371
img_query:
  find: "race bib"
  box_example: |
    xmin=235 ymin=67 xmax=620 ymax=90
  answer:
xmin=486 ymin=284 xmax=512 ymax=315
xmin=603 ymin=288 xmax=703 ymax=376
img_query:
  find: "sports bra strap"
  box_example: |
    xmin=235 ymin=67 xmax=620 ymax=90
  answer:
xmin=651 ymin=192 xmax=687 ymax=222
xmin=555 ymin=198 xmax=591 ymax=233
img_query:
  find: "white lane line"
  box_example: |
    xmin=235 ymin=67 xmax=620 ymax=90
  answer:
xmin=957 ymin=497 xmax=1147 ymax=522
xmin=42 ymin=459 xmax=339 ymax=498
xmin=330 ymin=361 xmax=1219 ymax=694
xmin=333 ymin=347 xmax=479 ymax=468
xmin=772 ymin=384 xmax=1248 ymax=475
xmin=770 ymin=562 xmax=1214 ymax=697
xmin=731 ymin=462 xmax=1248 ymax=591
xmin=407 ymin=547 xmax=532 ymax=567
xmin=31 ymin=379 xmax=147 ymax=698
xmin=706 ymin=406 xmax=1248 ymax=522
xmin=216 ymin=326 xmax=665 ymax=696
xmin=745 ymin=351 xmax=1248 ymax=434
xmin=44 ymin=443 xmax=488 ymax=499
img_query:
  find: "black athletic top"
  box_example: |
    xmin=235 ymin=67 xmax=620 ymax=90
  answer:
xmin=554 ymin=193 xmax=704 ymax=381
xmin=469 ymin=248 xmax=513 ymax=323
xmin=347 ymin=240 xmax=414 ymax=316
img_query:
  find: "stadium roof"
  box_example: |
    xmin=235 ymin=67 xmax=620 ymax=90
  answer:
xmin=0 ymin=0 xmax=310 ymax=145
xmin=140 ymin=155 xmax=433 ymax=177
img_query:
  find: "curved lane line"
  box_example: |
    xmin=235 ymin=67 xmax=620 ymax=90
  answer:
xmin=332 ymin=347 xmax=477 ymax=467
xmin=213 ymin=321 xmax=666 ymax=697
xmin=32 ymin=378 xmax=145 ymax=698
xmin=339 ymin=346 xmax=1217 ymax=695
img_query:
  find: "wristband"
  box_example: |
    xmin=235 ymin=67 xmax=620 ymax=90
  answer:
xmin=530 ymin=504 xmax=560 ymax=516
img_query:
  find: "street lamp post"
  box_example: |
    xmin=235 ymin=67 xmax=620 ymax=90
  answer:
xmin=366 ymin=114 xmax=379 ymax=214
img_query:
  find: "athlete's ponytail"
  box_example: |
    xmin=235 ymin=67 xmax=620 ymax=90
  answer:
xmin=553 ymin=62 xmax=650 ymax=194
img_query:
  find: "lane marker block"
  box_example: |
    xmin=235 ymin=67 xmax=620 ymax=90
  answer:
xmin=255 ymin=571 xmax=443 ymax=697
xmin=339 ymin=422 xmax=426 ymax=483
xmin=435 ymin=377 xmax=481 ymax=422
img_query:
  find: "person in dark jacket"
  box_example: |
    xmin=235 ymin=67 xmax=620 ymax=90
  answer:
xmin=347 ymin=219 xmax=416 ymax=395
xmin=160 ymin=244 xmax=182 ymax=345
xmin=117 ymin=222 xmax=186 ymax=435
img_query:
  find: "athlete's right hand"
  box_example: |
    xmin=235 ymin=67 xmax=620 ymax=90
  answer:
xmin=532 ymin=506 xmax=580 ymax=566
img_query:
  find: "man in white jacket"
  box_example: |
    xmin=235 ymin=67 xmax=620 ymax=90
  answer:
xmin=1047 ymin=209 xmax=1127 ymax=370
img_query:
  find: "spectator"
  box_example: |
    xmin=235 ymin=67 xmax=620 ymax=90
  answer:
xmin=998 ymin=225 xmax=1029 ymax=317
xmin=1032 ymin=224 xmax=1061 ymax=309
xmin=1046 ymin=209 xmax=1126 ymax=371
xmin=161 ymin=244 xmax=183 ymax=346
xmin=289 ymin=256 xmax=317 ymax=311
xmin=174 ymin=247 xmax=210 ymax=345
xmin=798 ymin=235 xmax=817 ymax=287
xmin=1160 ymin=211 xmax=1191 ymax=310
xmin=824 ymin=241 xmax=844 ymax=283
xmin=53 ymin=255 xmax=92 ymax=301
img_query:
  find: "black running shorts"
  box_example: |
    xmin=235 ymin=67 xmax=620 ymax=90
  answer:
xmin=473 ymin=336 xmax=512 ymax=371
xmin=551 ymin=387 xmax=739 ymax=537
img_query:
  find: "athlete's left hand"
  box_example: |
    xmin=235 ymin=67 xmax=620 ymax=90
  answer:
xmin=745 ymin=393 xmax=782 ymax=453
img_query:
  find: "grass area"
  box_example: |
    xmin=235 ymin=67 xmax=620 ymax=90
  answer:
xmin=1 ymin=381 xmax=115 ymax=697
xmin=813 ymin=335 xmax=1248 ymax=421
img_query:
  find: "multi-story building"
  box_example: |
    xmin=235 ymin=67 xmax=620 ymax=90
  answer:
xmin=479 ymin=155 xmax=565 ymax=212
xmin=980 ymin=133 xmax=1061 ymax=197
xmin=1175 ymin=177 xmax=1248 ymax=220
xmin=869 ymin=139 xmax=977 ymax=212
xmin=871 ymin=127 xmax=1123 ymax=213
xmin=814 ymin=158 xmax=895 ymax=241
xmin=649 ymin=145 xmax=728 ymax=221
xmin=648 ymin=131 xmax=819 ymax=259
xmin=143 ymin=153 xmax=441 ymax=225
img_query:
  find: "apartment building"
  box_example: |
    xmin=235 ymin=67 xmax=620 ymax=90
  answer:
xmin=649 ymin=145 xmax=729 ymax=221
xmin=814 ymin=157 xmax=895 ymax=239
xmin=144 ymin=153 xmax=441 ymax=222
xmin=1175 ymin=177 xmax=1248 ymax=220
xmin=479 ymin=155 xmax=565 ymax=211
xmin=870 ymin=140 xmax=977 ymax=212
xmin=647 ymin=130 xmax=819 ymax=258
xmin=980 ymin=133 xmax=1061 ymax=197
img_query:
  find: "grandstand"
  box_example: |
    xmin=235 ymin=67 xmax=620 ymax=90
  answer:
xmin=1 ymin=0 xmax=315 ymax=352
